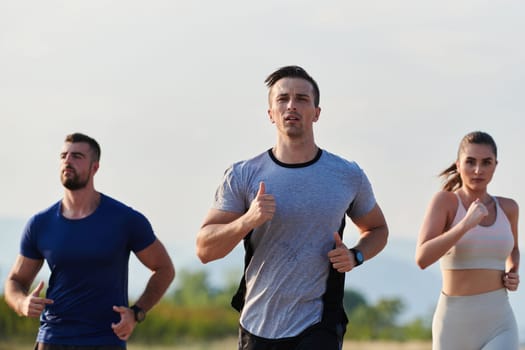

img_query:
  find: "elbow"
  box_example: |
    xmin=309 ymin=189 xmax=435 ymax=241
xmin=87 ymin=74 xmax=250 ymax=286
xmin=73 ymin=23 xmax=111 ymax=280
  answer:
xmin=376 ymin=225 xmax=389 ymax=253
xmin=196 ymin=246 xmax=225 ymax=264
xmin=155 ymin=258 xmax=176 ymax=285
xmin=196 ymin=250 xmax=211 ymax=264
xmin=415 ymin=255 xmax=430 ymax=270
xmin=195 ymin=234 xmax=222 ymax=264
xmin=167 ymin=263 xmax=176 ymax=283
xmin=195 ymin=244 xmax=214 ymax=264
xmin=195 ymin=235 xmax=208 ymax=264
xmin=382 ymin=226 xmax=389 ymax=247
xmin=416 ymin=261 xmax=427 ymax=270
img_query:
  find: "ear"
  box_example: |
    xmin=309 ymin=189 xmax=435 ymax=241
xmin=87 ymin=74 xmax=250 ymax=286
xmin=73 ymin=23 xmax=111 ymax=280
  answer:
xmin=313 ymin=106 xmax=321 ymax=122
xmin=92 ymin=161 xmax=100 ymax=175
xmin=268 ymin=109 xmax=275 ymax=124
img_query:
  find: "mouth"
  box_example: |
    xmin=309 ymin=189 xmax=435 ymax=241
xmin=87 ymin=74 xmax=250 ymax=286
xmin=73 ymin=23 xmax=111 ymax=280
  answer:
xmin=62 ymin=167 xmax=76 ymax=176
xmin=284 ymin=113 xmax=300 ymax=122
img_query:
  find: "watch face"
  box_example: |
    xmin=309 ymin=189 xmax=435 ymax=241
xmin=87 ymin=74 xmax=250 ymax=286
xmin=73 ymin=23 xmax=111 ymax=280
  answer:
xmin=137 ymin=310 xmax=146 ymax=322
xmin=132 ymin=306 xmax=146 ymax=322
xmin=351 ymin=248 xmax=364 ymax=265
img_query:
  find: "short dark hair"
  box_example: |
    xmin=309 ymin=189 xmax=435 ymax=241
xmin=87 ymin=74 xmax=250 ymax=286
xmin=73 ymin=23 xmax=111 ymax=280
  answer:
xmin=264 ymin=65 xmax=320 ymax=107
xmin=64 ymin=133 xmax=101 ymax=161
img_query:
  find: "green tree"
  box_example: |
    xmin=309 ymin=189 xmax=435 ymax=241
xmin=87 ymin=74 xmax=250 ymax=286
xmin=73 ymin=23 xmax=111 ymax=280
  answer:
xmin=172 ymin=270 xmax=213 ymax=306
xmin=346 ymin=297 xmax=406 ymax=340
xmin=343 ymin=288 xmax=367 ymax=314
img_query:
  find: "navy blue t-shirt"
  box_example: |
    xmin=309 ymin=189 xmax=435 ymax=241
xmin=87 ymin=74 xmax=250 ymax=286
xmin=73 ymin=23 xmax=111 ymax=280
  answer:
xmin=20 ymin=194 xmax=156 ymax=346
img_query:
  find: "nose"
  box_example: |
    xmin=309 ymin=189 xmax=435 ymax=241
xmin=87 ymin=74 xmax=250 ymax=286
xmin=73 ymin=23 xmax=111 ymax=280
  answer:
xmin=286 ymin=99 xmax=297 ymax=110
xmin=62 ymin=153 xmax=73 ymax=164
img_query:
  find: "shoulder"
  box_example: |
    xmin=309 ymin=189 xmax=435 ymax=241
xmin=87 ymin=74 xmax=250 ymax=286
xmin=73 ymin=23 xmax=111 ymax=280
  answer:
xmin=320 ymin=150 xmax=362 ymax=171
xmin=100 ymin=194 xmax=149 ymax=220
xmin=29 ymin=201 xmax=61 ymax=224
xmin=427 ymin=190 xmax=458 ymax=213
xmin=433 ymin=190 xmax=457 ymax=202
xmin=100 ymin=193 xmax=130 ymax=211
xmin=495 ymin=196 xmax=519 ymax=218
xmin=227 ymin=150 xmax=270 ymax=172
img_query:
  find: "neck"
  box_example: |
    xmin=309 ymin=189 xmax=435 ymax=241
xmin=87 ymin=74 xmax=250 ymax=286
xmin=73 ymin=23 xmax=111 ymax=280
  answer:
xmin=457 ymin=187 xmax=491 ymax=206
xmin=272 ymin=139 xmax=319 ymax=164
xmin=62 ymin=188 xmax=100 ymax=219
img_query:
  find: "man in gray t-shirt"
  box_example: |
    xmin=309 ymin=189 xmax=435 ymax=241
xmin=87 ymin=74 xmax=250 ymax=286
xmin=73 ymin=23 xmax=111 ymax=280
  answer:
xmin=196 ymin=65 xmax=388 ymax=350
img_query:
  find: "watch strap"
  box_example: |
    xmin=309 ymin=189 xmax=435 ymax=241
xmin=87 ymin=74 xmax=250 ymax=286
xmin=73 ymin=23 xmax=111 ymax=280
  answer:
xmin=130 ymin=304 xmax=146 ymax=323
xmin=349 ymin=248 xmax=364 ymax=266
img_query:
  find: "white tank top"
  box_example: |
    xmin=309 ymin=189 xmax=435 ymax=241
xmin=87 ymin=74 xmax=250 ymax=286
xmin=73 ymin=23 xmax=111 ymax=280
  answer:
xmin=440 ymin=193 xmax=514 ymax=270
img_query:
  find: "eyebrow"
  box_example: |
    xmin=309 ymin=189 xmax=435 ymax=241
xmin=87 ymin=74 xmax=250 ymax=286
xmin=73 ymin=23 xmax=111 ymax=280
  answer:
xmin=465 ymin=156 xmax=494 ymax=161
xmin=275 ymin=92 xmax=311 ymax=99
xmin=60 ymin=151 xmax=86 ymax=158
xmin=296 ymin=93 xmax=311 ymax=99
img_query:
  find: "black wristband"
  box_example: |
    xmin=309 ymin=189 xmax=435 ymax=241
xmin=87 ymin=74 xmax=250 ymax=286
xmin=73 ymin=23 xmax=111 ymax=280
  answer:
xmin=349 ymin=248 xmax=364 ymax=266
xmin=130 ymin=304 xmax=146 ymax=323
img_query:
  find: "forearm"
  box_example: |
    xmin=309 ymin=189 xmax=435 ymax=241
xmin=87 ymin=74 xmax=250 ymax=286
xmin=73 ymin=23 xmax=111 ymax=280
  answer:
xmin=4 ymin=279 xmax=28 ymax=315
xmin=354 ymin=224 xmax=388 ymax=260
xmin=196 ymin=217 xmax=253 ymax=263
xmin=416 ymin=222 xmax=469 ymax=269
xmin=507 ymin=247 xmax=520 ymax=273
xmin=133 ymin=265 xmax=175 ymax=311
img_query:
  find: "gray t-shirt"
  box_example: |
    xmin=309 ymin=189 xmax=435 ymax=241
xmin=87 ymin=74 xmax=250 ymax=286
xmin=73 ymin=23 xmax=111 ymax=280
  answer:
xmin=213 ymin=149 xmax=376 ymax=339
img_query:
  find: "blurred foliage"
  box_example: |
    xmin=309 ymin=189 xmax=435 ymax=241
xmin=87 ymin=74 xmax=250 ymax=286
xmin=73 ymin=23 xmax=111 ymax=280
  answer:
xmin=0 ymin=269 xmax=431 ymax=343
xmin=0 ymin=298 xmax=40 ymax=342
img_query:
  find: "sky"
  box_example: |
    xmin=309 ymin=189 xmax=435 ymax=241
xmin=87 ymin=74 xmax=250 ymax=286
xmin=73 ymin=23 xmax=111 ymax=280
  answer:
xmin=1 ymin=0 xmax=524 ymax=337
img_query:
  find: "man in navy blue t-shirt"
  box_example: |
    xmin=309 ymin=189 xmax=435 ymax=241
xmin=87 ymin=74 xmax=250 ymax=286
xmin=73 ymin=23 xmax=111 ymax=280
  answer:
xmin=4 ymin=133 xmax=175 ymax=350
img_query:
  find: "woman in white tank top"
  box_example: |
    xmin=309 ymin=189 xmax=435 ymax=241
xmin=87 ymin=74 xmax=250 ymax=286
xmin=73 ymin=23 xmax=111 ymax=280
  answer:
xmin=415 ymin=131 xmax=520 ymax=350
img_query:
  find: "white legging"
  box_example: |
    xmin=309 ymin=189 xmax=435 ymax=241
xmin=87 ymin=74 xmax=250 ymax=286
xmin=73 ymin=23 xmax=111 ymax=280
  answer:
xmin=432 ymin=288 xmax=518 ymax=350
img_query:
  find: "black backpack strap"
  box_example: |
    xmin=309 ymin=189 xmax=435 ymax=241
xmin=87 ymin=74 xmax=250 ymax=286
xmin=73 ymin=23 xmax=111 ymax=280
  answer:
xmin=231 ymin=230 xmax=254 ymax=312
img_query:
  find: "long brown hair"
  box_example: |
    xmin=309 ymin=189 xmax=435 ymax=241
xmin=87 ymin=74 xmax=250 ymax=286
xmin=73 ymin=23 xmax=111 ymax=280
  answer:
xmin=439 ymin=131 xmax=497 ymax=192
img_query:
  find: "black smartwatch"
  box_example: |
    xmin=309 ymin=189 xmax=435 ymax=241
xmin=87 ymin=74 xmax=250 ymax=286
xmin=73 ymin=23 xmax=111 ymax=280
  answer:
xmin=130 ymin=305 xmax=146 ymax=323
xmin=349 ymin=248 xmax=364 ymax=267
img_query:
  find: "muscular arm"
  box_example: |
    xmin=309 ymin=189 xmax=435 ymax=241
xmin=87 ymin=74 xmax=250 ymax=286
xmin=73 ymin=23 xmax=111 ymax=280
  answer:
xmin=196 ymin=182 xmax=275 ymax=264
xmin=4 ymin=255 xmax=52 ymax=317
xmin=111 ymin=238 xmax=174 ymax=340
xmin=196 ymin=209 xmax=248 ymax=263
xmin=133 ymin=239 xmax=175 ymax=311
xmin=351 ymin=204 xmax=389 ymax=260
xmin=328 ymin=204 xmax=388 ymax=273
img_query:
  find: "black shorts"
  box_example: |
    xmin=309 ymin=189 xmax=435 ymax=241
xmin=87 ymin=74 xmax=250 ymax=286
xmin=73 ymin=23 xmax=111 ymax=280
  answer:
xmin=34 ymin=343 xmax=125 ymax=350
xmin=238 ymin=322 xmax=345 ymax=350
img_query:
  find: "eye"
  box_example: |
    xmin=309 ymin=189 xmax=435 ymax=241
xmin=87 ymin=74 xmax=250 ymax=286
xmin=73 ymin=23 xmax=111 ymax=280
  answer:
xmin=296 ymin=95 xmax=310 ymax=102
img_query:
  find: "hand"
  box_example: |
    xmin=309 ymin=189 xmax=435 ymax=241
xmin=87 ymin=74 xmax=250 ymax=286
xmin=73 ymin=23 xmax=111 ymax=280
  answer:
xmin=462 ymin=198 xmax=488 ymax=230
xmin=328 ymin=232 xmax=354 ymax=273
xmin=503 ymin=272 xmax=520 ymax=291
xmin=19 ymin=281 xmax=54 ymax=318
xmin=111 ymin=305 xmax=137 ymax=341
xmin=245 ymin=182 xmax=275 ymax=229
